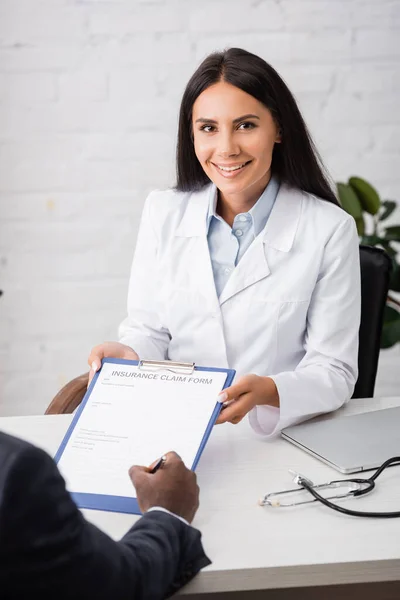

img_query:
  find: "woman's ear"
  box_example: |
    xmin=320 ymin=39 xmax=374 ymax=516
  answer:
xmin=275 ymin=128 xmax=282 ymax=143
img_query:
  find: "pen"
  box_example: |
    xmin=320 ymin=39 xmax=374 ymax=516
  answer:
xmin=149 ymin=455 xmax=167 ymax=474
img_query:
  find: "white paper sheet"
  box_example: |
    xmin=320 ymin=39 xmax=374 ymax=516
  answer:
xmin=57 ymin=362 xmax=228 ymax=498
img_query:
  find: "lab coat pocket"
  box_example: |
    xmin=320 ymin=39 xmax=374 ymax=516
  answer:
xmin=239 ymin=297 xmax=281 ymax=372
xmin=275 ymin=300 xmax=310 ymax=366
xmin=240 ymin=293 xmax=309 ymax=375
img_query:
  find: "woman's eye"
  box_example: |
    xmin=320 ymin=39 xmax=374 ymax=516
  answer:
xmin=199 ymin=122 xmax=255 ymax=133
xmin=238 ymin=121 xmax=255 ymax=130
xmin=200 ymin=125 xmax=215 ymax=133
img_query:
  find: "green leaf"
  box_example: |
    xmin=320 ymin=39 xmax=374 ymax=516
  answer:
xmin=384 ymin=226 xmax=400 ymax=242
xmin=349 ymin=176 xmax=381 ymax=215
xmin=379 ymin=200 xmax=397 ymax=221
xmin=355 ymin=216 xmax=365 ymax=236
xmin=337 ymin=182 xmax=362 ymax=219
xmin=381 ymin=305 xmax=400 ymax=349
xmin=360 ymin=234 xmax=385 ymax=246
xmin=389 ymin=261 xmax=400 ymax=293
xmin=384 ymin=304 xmax=400 ymax=323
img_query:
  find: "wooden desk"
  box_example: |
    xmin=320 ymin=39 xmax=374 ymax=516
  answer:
xmin=1 ymin=397 xmax=400 ymax=599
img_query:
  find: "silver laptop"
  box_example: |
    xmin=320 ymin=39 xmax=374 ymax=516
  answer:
xmin=281 ymin=406 xmax=400 ymax=474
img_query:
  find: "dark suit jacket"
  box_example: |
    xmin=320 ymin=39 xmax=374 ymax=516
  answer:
xmin=0 ymin=432 xmax=211 ymax=599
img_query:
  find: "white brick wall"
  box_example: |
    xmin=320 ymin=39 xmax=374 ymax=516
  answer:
xmin=1 ymin=0 xmax=399 ymax=416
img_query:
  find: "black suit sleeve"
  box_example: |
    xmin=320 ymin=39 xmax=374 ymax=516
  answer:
xmin=0 ymin=435 xmax=210 ymax=600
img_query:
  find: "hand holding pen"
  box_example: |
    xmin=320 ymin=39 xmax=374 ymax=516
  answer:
xmin=129 ymin=451 xmax=199 ymax=523
xmin=149 ymin=455 xmax=167 ymax=474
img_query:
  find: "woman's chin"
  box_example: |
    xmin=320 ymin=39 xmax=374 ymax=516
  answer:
xmin=213 ymin=178 xmax=252 ymax=196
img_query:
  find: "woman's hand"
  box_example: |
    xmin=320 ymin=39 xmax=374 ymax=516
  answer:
xmin=215 ymin=374 xmax=279 ymax=425
xmin=87 ymin=342 xmax=139 ymax=385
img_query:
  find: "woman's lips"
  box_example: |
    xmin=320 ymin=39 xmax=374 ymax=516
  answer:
xmin=211 ymin=160 xmax=252 ymax=178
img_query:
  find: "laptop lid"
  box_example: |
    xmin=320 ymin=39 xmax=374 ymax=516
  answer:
xmin=281 ymin=406 xmax=400 ymax=474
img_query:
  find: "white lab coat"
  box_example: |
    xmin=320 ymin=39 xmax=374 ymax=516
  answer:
xmin=119 ymin=182 xmax=361 ymax=437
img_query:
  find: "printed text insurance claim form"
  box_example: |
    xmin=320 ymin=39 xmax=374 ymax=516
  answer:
xmin=56 ymin=360 xmax=230 ymax=501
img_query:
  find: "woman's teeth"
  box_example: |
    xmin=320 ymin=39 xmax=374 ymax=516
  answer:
xmin=216 ymin=162 xmax=249 ymax=172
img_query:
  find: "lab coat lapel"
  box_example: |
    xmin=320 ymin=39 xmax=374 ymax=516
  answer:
xmin=175 ymin=184 xmax=221 ymax=314
xmin=219 ymin=184 xmax=303 ymax=305
xmin=218 ymin=237 xmax=270 ymax=305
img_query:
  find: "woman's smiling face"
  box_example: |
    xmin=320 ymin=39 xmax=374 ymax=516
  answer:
xmin=192 ymin=80 xmax=281 ymax=204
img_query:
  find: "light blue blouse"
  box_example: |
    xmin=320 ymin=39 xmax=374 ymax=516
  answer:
xmin=207 ymin=176 xmax=280 ymax=297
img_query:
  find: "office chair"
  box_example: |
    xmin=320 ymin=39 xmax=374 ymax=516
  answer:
xmin=46 ymin=372 xmax=89 ymax=414
xmin=353 ymin=245 xmax=392 ymax=399
xmin=45 ymin=246 xmax=392 ymax=414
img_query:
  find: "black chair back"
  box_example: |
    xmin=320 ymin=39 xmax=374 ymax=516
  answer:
xmin=353 ymin=245 xmax=392 ymax=398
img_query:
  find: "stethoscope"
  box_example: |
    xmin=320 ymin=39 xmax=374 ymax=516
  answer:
xmin=260 ymin=457 xmax=400 ymax=518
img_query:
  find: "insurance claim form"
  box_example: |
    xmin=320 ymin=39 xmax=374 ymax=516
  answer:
xmin=56 ymin=360 xmax=231 ymax=504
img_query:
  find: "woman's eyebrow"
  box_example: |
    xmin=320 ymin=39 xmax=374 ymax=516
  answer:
xmin=195 ymin=114 xmax=260 ymax=124
xmin=195 ymin=117 xmax=218 ymax=124
xmin=233 ymin=113 xmax=260 ymax=123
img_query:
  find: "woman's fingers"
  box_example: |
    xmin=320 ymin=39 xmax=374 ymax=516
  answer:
xmin=88 ymin=344 xmax=105 ymax=367
xmin=87 ymin=346 xmax=105 ymax=386
xmin=217 ymin=375 xmax=254 ymax=404
xmin=216 ymin=376 xmax=253 ymax=424
xmin=216 ymin=393 xmax=255 ymax=425
xmin=88 ymin=362 xmax=99 ymax=386
xmin=216 ymin=376 xmax=260 ymax=425
xmin=87 ymin=342 xmax=139 ymax=386
xmin=216 ymin=375 xmax=278 ymax=423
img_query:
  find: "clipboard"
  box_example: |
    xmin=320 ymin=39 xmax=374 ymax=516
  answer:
xmin=54 ymin=358 xmax=235 ymax=515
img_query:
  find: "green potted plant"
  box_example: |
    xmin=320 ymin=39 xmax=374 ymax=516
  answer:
xmin=337 ymin=177 xmax=400 ymax=348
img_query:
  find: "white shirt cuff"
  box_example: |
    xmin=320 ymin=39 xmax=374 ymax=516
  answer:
xmin=146 ymin=506 xmax=189 ymax=526
xmin=249 ymin=404 xmax=281 ymax=437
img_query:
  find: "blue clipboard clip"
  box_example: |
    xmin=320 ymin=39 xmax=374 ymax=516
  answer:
xmin=138 ymin=359 xmax=195 ymax=375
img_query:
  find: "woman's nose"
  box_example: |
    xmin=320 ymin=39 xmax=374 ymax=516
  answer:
xmin=217 ymin=132 xmax=240 ymax=158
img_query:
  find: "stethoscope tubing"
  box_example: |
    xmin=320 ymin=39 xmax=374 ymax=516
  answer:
xmin=298 ymin=457 xmax=400 ymax=518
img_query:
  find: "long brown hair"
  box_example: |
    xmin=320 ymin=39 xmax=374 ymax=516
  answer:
xmin=176 ymin=47 xmax=338 ymax=205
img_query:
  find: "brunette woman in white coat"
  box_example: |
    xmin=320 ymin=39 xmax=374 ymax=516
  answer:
xmin=88 ymin=48 xmax=361 ymax=437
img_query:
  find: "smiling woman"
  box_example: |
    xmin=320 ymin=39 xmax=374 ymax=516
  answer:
xmin=192 ymin=84 xmax=280 ymax=224
xmin=88 ymin=48 xmax=361 ymax=437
